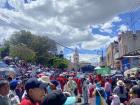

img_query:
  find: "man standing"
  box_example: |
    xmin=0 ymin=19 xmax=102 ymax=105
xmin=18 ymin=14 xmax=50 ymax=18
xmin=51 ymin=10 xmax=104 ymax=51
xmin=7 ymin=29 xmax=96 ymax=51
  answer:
xmin=20 ymin=78 xmax=46 ymax=105
xmin=104 ymin=78 xmax=112 ymax=104
xmin=82 ymin=78 xmax=89 ymax=105
xmin=0 ymin=79 xmax=11 ymax=105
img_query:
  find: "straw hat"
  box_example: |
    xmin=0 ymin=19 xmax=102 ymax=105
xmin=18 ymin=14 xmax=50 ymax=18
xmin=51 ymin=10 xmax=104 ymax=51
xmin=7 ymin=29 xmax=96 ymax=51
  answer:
xmin=117 ymin=80 xmax=124 ymax=86
xmin=38 ymin=76 xmax=50 ymax=83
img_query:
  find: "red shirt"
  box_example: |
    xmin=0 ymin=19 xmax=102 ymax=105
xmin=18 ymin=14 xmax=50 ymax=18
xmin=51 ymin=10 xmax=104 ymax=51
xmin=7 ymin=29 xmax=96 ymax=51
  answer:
xmin=20 ymin=97 xmax=40 ymax=105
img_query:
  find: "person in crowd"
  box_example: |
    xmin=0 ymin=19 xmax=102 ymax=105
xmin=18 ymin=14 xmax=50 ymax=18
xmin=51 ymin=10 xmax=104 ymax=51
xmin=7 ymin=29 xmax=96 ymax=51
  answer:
xmin=73 ymin=77 xmax=78 ymax=96
xmin=124 ymin=79 xmax=133 ymax=101
xmin=77 ymin=78 xmax=82 ymax=97
xmin=88 ymin=81 xmax=94 ymax=98
xmin=41 ymin=90 xmax=81 ymax=105
xmin=57 ymin=74 xmax=67 ymax=91
xmin=92 ymin=82 xmax=107 ymax=105
xmin=38 ymin=76 xmax=56 ymax=93
xmin=9 ymin=79 xmax=20 ymax=105
xmin=15 ymin=81 xmax=24 ymax=101
xmin=104 ymin=78 xmax=112 ymax=104
xmin=51 ymin=80 xmax=61 ymax=91
xmin=64 ymin=77 xmax=77 ymax=96
xmin=0 ymin=79 xmax=11 ymax=105
xmin=82 ymin=77 xmax=89 ymax=105
xmin=110 ymin=94 xmax=120 ymax=105
xmin=20 ymin=78 xmax=46 ymax=105
xmin=113 ymin=80 xmax=128 ymax=103
xmin=129 ymin=85 xmax=140 ymax=105
xmin=136 ymin=80 xmax=140 ymax=87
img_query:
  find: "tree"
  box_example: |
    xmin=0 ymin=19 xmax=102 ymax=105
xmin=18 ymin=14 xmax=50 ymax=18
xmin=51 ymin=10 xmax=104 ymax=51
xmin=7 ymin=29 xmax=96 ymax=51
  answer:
xmin=0 ymin=42 xmax=10 ymax=59
xmin=10 ymin=44 xmax=36 ymax=62
xmin=52 ymin=57 xmax=68 ymax=70
xmin=6 ymin=30 xmax=57 ymax=65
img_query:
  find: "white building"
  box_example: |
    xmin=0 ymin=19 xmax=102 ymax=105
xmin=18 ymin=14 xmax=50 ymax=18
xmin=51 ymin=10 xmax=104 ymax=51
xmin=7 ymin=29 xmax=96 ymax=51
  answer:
xmin=117 ymin=31 xmax=140 ymax=70
xmin=73 ymin=48 xmax=79 ymax=71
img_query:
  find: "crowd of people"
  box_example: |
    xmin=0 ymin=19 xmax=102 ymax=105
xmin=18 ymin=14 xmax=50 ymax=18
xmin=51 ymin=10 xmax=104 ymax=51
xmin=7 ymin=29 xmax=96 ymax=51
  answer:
xmin=0 ymin=58 xmax=140 ymax=105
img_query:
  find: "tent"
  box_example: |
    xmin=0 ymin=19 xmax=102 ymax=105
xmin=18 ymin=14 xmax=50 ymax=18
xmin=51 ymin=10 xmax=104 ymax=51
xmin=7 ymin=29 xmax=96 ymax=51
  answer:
xmin=96 ymin=67 xmax=111 ymax=76
xmin=81 ymin=65 xmax=94 ymax=72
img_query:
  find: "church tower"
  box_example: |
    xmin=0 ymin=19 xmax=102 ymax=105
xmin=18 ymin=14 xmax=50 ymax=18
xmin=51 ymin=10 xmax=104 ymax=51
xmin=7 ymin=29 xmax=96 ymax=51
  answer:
xmin=73 ymin=48 xmax=79 ymax=71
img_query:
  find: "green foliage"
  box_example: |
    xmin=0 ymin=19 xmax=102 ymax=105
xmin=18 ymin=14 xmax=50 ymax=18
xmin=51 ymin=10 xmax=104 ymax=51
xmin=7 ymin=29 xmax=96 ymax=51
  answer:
xmin=0 ymin=48 xmax=5 ymax=52
xmin=10 ymin=44 xmax=36 ymax=62
xmin=6 ymin=30 xmax=57 ymax=64
xmin=52 ymin=57 xmax=68 ymax=70
xmin=0 ymin=45 xmax=9 ymax=58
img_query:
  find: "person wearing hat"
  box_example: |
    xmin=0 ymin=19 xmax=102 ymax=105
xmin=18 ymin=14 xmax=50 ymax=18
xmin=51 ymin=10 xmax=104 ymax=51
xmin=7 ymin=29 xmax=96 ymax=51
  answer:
xmin=38 ymin=76 xmax=56 ymax=93
xmin=50 ymin=80 xmax=61 ymax=91
xmin=41 ymin=90 xmax=81 ymax=105
xmin=20 ymin=78 xmax=46 ymax=105
xmin=113 ymin=80 xmax=128 ymax=103
xmin=8 ymin=79 xmax=21 ymax=105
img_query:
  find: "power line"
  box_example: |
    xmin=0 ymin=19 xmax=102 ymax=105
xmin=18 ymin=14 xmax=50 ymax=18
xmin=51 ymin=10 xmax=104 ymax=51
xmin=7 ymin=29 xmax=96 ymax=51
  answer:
xmin=0 ymin=12 xmax=75 ymax=51
xmin=2 ymin=1 xmax=140 ymax=52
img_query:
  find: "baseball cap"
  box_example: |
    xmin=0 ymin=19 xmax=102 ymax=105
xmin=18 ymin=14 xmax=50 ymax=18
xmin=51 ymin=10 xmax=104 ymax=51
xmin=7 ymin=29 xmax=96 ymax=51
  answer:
xmin=10 ymin=79 xmax=22 ymax=90
xmin=25 ymin=78 xmax=47 ymax=92
xmin=50 ymin=80 xmax=59 ymax=87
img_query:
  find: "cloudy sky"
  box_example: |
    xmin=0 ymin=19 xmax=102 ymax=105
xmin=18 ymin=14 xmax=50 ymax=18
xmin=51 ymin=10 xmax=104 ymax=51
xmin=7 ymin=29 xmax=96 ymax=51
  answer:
xmin=0 ymin=0 xmax=140 ymax=64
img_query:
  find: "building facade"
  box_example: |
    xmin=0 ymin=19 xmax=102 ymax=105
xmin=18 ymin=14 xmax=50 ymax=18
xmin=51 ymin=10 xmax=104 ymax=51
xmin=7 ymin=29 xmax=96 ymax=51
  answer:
xmin=117 ymin=31 xmax=140 ymax=70
xmin=106 ymin=41 xmax=120 ymax=69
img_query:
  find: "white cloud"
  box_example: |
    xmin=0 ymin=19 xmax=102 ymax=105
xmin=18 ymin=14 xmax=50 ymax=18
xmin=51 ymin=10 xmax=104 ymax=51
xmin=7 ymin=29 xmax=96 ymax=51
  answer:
xmin=118 ymin=24 xmax=128 ymax=32
xmin=98 ymin=16 xmax=122 ymax=33
xmin=81 ymin=34 xmax=117 ymax=50
xmin=0 ymin=26 xmax=17 ymax=43
xmin=66 ymin=53 xmax=100 ymax=64
xmin=0 ymin=0 xmax=139 ymax=50
xmin=112 ymin=16 xmax=122 ymax=23
xmin=100 ymin=22 xmax=113 ymax=33
xmin=92 ymin=25 xmax=100 ymax=29
xmin=79 ymin=54 xmax=100 ymax=63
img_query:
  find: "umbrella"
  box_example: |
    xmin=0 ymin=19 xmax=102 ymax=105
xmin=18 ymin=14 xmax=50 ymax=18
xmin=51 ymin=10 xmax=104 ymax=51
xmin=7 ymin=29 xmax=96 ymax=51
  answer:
xmin=96 ymin=67 xmax=111 ymax=76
